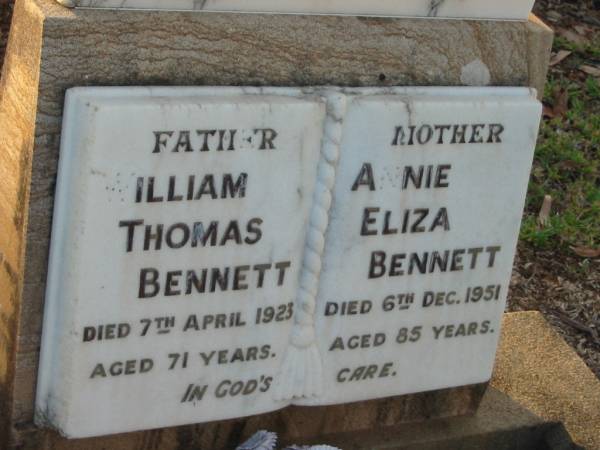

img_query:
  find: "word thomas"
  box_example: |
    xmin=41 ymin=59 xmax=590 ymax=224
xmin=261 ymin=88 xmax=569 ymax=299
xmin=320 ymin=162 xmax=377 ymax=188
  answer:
xmin=119 ymin=218 xmax=263 ymax=252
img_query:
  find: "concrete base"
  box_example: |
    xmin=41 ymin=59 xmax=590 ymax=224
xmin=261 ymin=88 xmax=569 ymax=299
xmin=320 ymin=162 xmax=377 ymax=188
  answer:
xmin=493 ymin=312 xmax=600 ymax=450
xmin=294 ymin=387 xmax=582 ymax=450
xmin=0 ymin=0 xmax=554 ymax=448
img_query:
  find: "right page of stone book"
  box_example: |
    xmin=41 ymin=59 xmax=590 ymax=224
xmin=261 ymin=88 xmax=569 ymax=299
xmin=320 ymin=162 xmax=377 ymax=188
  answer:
xmin=298 ymin=87 xmax=542 ymax=406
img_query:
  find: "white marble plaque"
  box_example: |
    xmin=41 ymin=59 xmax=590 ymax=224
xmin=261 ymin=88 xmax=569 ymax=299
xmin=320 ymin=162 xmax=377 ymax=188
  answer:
xmin=36 ymin=87 xmax=325 ymax=437
xmin=36 ymin=87 xmax=541 ymax=438
xmin=309 ymin=90 xmax=541 ymax=406
xmin=59 ymin=0 xmax=536 ymax=21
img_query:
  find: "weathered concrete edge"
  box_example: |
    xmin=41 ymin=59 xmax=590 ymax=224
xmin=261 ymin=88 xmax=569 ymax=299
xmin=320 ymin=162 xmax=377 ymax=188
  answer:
xmin=527 ymin=14 xmax=554 ymax=99
xmin=0 ymin=0 xmax=45 ymax=446
xmin=492 ymin=311 xmax=600 ymax=450
xmin=56 ymin=0 xmax=75 ymax=7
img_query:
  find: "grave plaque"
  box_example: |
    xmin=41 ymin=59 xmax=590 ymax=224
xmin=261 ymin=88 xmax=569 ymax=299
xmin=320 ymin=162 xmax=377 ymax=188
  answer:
xmin=36 ymin=87 xmax=325 ymax=437
xmin=58 ymin=0 xmax=537 ymax=20
xmin=311 ymin=89 xmax=541 ymax=405
xmin=36 ymin=87 xmax=542 ymax=438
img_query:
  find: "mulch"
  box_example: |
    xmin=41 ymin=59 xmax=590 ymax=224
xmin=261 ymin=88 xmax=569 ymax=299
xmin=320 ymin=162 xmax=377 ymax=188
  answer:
xmin=507 ymin=0 xmax=600 ymax=380
xmin=509 ymin=244 xmax=600 ymax=378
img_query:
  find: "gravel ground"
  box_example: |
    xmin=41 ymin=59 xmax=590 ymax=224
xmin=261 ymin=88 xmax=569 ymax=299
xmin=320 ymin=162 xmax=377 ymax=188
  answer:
xmin=508 ymin=244 xmax=600 ymax=378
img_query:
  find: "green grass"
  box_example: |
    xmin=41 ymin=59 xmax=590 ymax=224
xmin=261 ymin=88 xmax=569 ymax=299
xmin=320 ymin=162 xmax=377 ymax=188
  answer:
xmin=520 ymin=53 xmax=600 ymax=251
xmin=553 ymin=35 xmax=600 ymax=60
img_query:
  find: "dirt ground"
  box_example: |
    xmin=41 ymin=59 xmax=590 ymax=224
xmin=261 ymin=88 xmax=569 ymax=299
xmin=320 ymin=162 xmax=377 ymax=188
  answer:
xmin=508 ymin=0 xmax=600 ymax=380
xmin=509 ymin=244 xmax=600 ymax=378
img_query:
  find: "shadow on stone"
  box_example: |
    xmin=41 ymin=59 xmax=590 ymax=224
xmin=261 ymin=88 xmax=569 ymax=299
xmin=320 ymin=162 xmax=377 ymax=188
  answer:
xmin=285 ymin=388 xmax=584 ymax=450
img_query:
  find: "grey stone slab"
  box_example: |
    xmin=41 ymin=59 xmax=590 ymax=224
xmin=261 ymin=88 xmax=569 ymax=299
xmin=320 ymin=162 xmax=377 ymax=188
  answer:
xmin=295 ymin=388 xmax=582 ymax=450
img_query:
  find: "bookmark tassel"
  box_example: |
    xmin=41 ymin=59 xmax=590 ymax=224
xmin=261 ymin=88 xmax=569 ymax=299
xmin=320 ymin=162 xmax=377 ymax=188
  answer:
xmin=274 ymin=94 xmax=347 ymax=401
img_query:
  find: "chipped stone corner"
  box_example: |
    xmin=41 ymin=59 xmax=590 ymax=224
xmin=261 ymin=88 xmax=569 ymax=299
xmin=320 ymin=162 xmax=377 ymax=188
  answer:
xmin=55 ymin=0 xmax=78 ymax=8
xmin=34 ymin=403 xmax=71 ymax=439
xmin=460 ymin=60 xmax=492 ymax=87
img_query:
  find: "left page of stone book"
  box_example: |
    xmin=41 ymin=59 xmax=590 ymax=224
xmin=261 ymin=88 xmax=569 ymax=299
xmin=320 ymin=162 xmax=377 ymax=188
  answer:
xmin=35 ymin=87 xmax=325 ymax=438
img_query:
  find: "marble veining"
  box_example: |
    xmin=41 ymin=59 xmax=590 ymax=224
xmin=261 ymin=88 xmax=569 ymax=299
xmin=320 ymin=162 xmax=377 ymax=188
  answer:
xmin=56 ymin=0 xmax=536 ymax=20
xmin=427 ymin=0 xmax=445 ymax=17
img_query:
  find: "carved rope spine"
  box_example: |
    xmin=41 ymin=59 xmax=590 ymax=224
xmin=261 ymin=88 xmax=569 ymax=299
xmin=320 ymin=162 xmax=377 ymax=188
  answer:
xmin=274 ymin=94 xmax=347 ymax=401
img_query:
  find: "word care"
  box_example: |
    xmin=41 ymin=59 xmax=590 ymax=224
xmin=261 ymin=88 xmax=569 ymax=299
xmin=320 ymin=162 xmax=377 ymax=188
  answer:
xmin=36 ymin=86 xmax=542 ymax=437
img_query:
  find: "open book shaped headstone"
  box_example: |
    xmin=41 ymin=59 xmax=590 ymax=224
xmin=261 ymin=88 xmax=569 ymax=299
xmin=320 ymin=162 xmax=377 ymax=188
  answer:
xmin=36 ymin=86 xmax=541 ymax=438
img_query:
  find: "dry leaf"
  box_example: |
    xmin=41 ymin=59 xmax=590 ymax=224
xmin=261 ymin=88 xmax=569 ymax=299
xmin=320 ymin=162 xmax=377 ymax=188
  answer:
xmin=580 ymin=65 xmax=600 ymax=77
xmin=546 ymin=10 xmax=562 ymax=22
xmin=574 ymin=25 xmax=592 ymax=36
xmin=558 ymin=28 xmax=589 ymax=46
xmin=538 ymin=195 xmax=552 ymax=227
xmin=557 ymin=160 xmax=581 ymax=170
xmin=553 ymin=89 xmax=569 ymax=117
xmin=543 ymin=104 xmax=556 ymax=118
xmin=571 ymin=246 xmax=600 ymax=258
xmin=550 ymin=50 xmax=572 ymax=66
xmin=542 ymin=89 xmax=569 ymax=119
